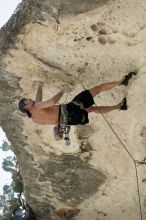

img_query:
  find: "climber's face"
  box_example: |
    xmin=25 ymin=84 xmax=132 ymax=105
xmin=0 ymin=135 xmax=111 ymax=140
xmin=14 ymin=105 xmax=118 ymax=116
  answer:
xmin=23 ymin=99 xmax=35 ymax=110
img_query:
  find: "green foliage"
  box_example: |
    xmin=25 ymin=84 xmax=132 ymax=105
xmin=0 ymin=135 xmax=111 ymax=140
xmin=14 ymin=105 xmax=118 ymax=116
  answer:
xmin=0 ymin=213 xmax=12 ymax=220
xmin=2 ymin=160 xmax=14 ymax=168
xmin=0 ymin=208 xmax=12 ymax=220
xmin=3 ymin=206 xmax=10 ymax=215
xmin=12 ymin=180 xmax=24 ymax=193
xmin=0 ymin=141 xmax=10 ymax=152
xmin=2 ymin=156 xmax=16 ymax=173
xmin=3 ymin=180 xmax=24 ymax=194
xmin=4 ymin=156 xmax=16 ymax=164
xmin=3 ymin=185 xmax=11 ymax=194
xmin=2 ymin=167 xmax=15 ymax=173
xmin=8 ymin=199 xmax=20 ymax=212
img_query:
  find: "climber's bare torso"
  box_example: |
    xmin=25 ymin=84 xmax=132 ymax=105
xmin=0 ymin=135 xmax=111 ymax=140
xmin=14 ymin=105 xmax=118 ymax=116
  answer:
xmin=31 ymin=104 xmax=60 ymax=125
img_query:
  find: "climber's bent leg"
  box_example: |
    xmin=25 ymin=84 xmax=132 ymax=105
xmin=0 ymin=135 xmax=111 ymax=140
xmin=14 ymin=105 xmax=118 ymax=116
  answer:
xmin=89 ymin=80 xmax=122 ymax=97
xmin=86 ymin=104 xmax=120 ymax=114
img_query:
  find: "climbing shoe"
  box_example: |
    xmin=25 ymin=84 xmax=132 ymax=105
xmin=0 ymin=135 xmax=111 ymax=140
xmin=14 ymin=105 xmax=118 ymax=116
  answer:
xmin=121 ymin=72 xmax=137 ymax=86
xmin=120 ymin=97 xmax=127 ymax=110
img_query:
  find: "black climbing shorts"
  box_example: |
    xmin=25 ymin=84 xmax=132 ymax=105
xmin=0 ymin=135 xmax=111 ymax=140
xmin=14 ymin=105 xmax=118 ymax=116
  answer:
xmin=67 ymin=90 xmax=94 ymax=125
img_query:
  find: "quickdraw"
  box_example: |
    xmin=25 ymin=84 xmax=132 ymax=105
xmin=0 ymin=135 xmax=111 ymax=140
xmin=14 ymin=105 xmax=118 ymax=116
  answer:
xmin=134 ymin=156 xmax=146 ymax=166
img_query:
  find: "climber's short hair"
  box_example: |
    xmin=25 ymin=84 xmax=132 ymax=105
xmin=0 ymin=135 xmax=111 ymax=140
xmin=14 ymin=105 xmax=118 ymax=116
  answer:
xmin=18 ymin=98 xmax=32 ymax=118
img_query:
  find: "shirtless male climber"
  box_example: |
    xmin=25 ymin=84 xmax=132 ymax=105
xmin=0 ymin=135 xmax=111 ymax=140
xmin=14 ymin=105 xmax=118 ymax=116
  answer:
xmin=18 ymin=72 xmax=136 ymax=131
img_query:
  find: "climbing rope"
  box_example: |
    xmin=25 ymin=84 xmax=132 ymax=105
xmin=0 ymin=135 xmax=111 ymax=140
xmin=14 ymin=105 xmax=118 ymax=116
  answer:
xmin=100 ymin=109 xmax=146 ymax=220
xmin=99 ymin=111 xmax=135 ymax=162
xmin=82 ymin=83 xmax=145 ymax=220
xmin=99 ymin=110 xmax=143 ymax=220
xmin=134 ymin=163 xmax=143 ymax=220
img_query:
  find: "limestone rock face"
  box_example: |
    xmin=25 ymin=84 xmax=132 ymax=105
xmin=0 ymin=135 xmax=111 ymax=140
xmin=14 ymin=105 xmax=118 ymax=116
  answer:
xmin=0 ymin=0 xmax=146 ymax=219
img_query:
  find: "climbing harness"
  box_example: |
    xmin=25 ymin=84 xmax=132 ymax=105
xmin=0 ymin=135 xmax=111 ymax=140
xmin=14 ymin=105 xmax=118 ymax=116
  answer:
xmin=53 ymin=104 xmax=71 ymax=146
xmin=60 ymin=104 xmax=71 ymax=146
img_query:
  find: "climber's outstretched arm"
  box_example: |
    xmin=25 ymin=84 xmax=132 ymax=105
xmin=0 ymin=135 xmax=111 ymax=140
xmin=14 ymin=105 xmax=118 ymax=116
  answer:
xmin=35 ymin=90 xmax=64 ymax=109
xmin=35 ymin=82 xmax=44 ymax=102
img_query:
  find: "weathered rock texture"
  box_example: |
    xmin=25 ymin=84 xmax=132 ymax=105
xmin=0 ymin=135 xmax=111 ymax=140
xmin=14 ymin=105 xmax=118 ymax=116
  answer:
xmin=0 ymin=0 xmax=146 ymax=219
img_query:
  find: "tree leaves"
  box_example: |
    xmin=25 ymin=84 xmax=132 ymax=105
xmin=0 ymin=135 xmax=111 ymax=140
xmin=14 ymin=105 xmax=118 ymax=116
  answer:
xmin=0 ymin=141 xmax=10 ymax=151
